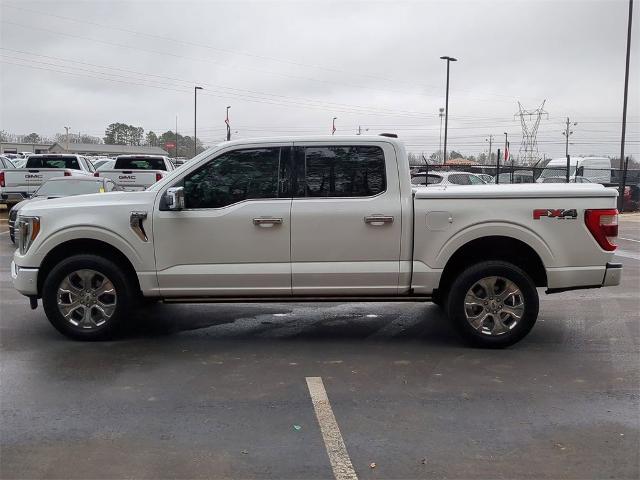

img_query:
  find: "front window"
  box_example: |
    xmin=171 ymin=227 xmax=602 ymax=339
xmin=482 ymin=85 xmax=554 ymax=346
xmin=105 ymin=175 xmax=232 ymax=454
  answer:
xmin=183 ymin=147 xmax=282 ymax=209
xmin=35 ymin=179 xmax=105 ymax=196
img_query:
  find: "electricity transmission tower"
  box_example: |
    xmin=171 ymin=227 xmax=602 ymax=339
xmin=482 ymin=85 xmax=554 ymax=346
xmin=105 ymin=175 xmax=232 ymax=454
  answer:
xmin=515 ymin=100 xmax=548 ymax=164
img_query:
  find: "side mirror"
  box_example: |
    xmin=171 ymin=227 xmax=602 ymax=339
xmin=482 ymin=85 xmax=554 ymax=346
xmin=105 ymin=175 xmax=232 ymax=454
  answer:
xmin=165 ymin=186 xmax=185 ymax=210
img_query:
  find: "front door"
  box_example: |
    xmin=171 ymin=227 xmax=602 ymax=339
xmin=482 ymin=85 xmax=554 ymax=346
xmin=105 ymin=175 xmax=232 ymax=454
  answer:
xmin=290 ymin=142 xmax=402 ymax=295
xmin=153 ymin=144 xmax=292 ymax=297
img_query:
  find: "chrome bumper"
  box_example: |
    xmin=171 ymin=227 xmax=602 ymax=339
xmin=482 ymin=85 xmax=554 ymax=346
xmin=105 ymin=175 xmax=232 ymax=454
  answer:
xmin=11 ymin=261 xmax=39 ymax=296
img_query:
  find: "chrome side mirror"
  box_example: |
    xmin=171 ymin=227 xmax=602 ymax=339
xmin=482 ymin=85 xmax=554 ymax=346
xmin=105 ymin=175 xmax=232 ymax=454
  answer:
xmin=165 ymin=186 xmax=185 ymax=210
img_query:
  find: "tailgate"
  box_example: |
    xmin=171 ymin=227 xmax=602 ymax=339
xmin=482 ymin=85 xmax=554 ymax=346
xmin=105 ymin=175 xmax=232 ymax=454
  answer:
xmin=100 ymin=170 xmax=161 ymax=190
xmin=3 ymin=169 xmax=64 ymax=190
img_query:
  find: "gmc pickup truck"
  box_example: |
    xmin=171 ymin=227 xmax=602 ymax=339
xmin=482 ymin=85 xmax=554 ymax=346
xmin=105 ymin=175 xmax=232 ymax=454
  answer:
xmin=94 ymin=155 xmax=174 ymax=191
xmin=0 ymin=154 xmax=94 ymax=206
xmin=11 ymin=136 xmax=622 ymax=347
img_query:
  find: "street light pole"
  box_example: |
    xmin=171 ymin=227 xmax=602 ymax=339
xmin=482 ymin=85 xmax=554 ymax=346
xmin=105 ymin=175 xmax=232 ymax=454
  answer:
xmin=194 ymin=86 xmax=203 ymax=158
xmin=226 ymin=106 xmax=231 ymax=141
xmin=618 ymin=0 xmax=634 ymax=210
xmin=438 ymin=107 xmax=445 ymax=162
xmin=485 ymin=134 xmax=493 ymax=164
xmin=440 ymin=56 xmax=457 ymax=164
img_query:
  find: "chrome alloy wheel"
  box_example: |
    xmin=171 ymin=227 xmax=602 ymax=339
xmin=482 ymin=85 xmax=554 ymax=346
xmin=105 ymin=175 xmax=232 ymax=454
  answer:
xmin=464 ymin=276 xmax=525 ymax=336
xmin=56 ymin=269 xmax=117 ymax=329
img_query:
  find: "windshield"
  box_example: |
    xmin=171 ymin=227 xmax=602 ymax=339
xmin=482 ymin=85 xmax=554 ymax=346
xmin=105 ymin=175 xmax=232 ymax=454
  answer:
xmin=114 ymin=157 xmax=166 ymax=170
xmin=26 ymin=156 xmax=81 ymax=170
xmin=35 ymin=179 xmax=104 ymax=197
xmin=539 ymin=165 xmax=576 ymax=179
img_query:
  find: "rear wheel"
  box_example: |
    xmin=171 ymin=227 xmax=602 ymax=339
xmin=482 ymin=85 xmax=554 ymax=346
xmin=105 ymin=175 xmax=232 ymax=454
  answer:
xmin=42 ymin=254 xmax=134 ymax=340
xmin=446 ymin=261 xmax=539 ymax=348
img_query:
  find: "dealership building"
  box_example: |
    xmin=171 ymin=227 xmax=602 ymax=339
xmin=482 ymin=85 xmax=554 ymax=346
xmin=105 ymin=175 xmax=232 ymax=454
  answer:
xmin=0 ymin=142 xmax=168 ymax=156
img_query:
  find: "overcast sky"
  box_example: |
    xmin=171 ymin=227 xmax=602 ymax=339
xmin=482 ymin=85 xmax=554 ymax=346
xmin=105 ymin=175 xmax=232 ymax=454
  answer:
xmin=1 ymin=0 xmax=638 ymax=159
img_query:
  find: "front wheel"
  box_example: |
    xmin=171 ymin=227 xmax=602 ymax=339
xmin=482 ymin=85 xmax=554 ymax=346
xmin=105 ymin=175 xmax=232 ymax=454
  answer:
xmin=42 ymin=254 xmax=134 ymax=340
xmin=446 ymin=261 xmax=539 ymax=348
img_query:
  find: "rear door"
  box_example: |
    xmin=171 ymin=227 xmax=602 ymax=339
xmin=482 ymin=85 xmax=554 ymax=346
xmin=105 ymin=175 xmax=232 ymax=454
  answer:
xmin=290 ymin=141 xmax=402 ymax=295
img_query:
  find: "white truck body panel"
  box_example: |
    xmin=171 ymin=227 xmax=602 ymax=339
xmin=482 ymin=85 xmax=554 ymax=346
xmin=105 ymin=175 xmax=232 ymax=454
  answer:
xmin=97 ymin=156 xmax=174 ymax=191
xmin=12 ymin=136 xmax=620 ymax=303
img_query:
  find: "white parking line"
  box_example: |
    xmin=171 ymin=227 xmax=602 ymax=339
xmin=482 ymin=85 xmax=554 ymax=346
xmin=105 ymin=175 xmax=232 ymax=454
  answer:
xmin=0 ymin=230 xmax=9 ymax=235
xmin=619 ymin=237 xmax=640 ymax=243
xmin=306 ymin=377 xmax=358 ymax=480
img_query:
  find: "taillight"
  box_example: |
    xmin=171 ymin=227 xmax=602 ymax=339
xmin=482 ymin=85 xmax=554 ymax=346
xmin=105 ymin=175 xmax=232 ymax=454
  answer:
xmin=585 ymin=209 xmax=618 ymax=251
xmin=0 ymin=171 xmax=4 ymax=187
xmin=63 ymin=170 xmax=71 ymax=177
xmin=155 ymin=172 xmax=163 ymax=182
xmin=94 ymin=172 xmax=100 ymax=177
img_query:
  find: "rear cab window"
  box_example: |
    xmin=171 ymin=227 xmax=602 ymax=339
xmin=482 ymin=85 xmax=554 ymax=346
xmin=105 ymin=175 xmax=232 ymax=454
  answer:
xmin=115 ymin=157 xmax=167 ymax=170
xmin=26 ymin=156 xmax=80 ymax=170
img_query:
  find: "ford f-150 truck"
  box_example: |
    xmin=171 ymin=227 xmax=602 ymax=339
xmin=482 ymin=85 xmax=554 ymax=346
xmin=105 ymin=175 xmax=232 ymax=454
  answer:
xmin=0 ymin=154 xmax=94 ymax=206
xmin=94 ymin=155 xmax=174 ymax=191
xmin=11 ymin=136 xmax=622 ymax=347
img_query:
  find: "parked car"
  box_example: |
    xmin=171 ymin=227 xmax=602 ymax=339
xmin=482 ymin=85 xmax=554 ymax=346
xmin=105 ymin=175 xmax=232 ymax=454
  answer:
xmin=97 ymin=160 xmax=116 ymax=171
xmin=91 ymin=158 xmax=114 ymax=170
xmin=475 ymin=173 xmax=494 ymax=184
xmin=537 ymin=157 xmax=611 ymax=184
xmin=0 ymin=154 xmax=95 ymax=206
xmin=94 ymin=155 xmax=175 ymax=191
xmin=11 ymin=159 xmax=27 ymax=168
xmin=8 ymin=176 xmax=120 ymax=243
xmin=411 ymin=171 xmax=487 ymax=186
xmin=11 ymin=136 xmax=621 ymax=347
xmin=494 ymin=171 xmax=535 ymax=184
xmin=0 ymin=155 xmax=17 ymax=169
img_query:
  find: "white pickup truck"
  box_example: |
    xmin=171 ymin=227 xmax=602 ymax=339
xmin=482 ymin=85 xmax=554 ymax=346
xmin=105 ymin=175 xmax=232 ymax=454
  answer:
xmin=94 ymin=155 xmax=174 ymax=191
xmin=1 ymin=154 xmax=94 ymax=206
xmin=11 ymin=136 xmax=622 ymax=347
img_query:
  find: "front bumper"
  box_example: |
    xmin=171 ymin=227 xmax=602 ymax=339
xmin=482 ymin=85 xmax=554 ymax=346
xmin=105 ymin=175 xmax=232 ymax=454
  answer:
xmin=11 ymin=261 xmax=39 ymax=296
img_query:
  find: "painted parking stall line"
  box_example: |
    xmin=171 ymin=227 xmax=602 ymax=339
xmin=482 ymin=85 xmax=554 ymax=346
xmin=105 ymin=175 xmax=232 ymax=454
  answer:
xmin=619 ymin=237 xmax=640 ymax=243
xmin=306 ymin=377 xmax=358 ymax=480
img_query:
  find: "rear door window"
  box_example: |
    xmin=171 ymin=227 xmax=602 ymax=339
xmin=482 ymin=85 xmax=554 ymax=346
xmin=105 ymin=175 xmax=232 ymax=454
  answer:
xmin=295 ymin=146 xmax=386 ymax=197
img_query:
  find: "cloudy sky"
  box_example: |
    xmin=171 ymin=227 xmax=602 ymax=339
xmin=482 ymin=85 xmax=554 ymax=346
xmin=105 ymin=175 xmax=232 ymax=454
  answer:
xmin=1 ymin=0 xmax=638 ymax=159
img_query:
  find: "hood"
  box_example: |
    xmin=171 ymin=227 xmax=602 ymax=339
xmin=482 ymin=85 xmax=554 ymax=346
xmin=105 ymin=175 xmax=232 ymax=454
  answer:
xmin=10 ymin=196 xmax=51 ymax=214
xmin=18 ymin=190 xmax=158 ymax=217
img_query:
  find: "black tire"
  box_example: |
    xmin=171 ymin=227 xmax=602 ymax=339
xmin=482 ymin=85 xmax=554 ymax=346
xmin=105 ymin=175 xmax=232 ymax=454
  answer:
xmin=445 ymin=260 xmax=539 ymax=348
xmin=42 ymin=254 xmax=134 ymax=340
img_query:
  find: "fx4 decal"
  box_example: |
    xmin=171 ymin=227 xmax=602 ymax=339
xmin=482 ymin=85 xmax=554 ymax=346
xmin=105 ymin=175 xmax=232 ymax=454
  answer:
xmin=533 ymin=209 xmax=578 ymax=220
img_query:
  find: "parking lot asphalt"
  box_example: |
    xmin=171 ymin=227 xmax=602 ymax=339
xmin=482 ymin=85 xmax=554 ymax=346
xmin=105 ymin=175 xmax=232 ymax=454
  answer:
xmin=1 ymin=213 xmax=638 ymax=479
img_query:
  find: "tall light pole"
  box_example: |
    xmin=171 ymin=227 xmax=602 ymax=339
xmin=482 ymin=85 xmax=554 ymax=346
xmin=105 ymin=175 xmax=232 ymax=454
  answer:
xmin=64 ymin=126 xmax=70 ymax=151
xmin=619 ymin=0 xmax=633 ymax=210
xmin=485 ymin=134 xmax=493 ymax=164
xmin=562 ymin=117 xmax=577 ymax=157
xmin=332 ymin=117 xmax=337 ymax=135
xmin=175 ymin=115 xmax=178 ymax=159
xmin=440 ymin=56 xmax=457 ymax=164
xmin=225 ymin=106 xmax=231 ymax=141
xmin=194 ymin=86 xmax=203 ymax=157
xmin=438 ymin=107 xmax=445 ymax=162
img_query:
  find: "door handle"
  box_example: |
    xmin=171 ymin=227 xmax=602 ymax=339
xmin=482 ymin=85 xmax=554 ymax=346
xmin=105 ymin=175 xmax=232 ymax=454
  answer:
xmin=364 ymin=215 xmax=394 ymax=226
xmin=253 ymin=217 xmax=283 ymax=227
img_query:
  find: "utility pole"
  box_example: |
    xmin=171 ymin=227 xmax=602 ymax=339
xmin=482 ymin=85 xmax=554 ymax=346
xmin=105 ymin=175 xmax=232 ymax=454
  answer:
xmin=356 ymin=126 xmax=368 ymax=135
xmin=194 ymin=86 xmax=203 ymax=158
xmin=438 ymin=107 xmax=445 ymax=162
xmin=485 ymin=134 xmax=493 ymax=164
xmin=64 ymin=126 xmax=70 ymax=151
xmin=332 ymin=117 xmax=337 ymax=135
xmin=440 ymin=56 xmax=457 ymax=164
xmin=562 ymin=117 xmax=577 ymax=157
xmin=226 ymin=106 xmax=231 ymax=141
xmin=619 ymin=0 xmax=634 ymax=210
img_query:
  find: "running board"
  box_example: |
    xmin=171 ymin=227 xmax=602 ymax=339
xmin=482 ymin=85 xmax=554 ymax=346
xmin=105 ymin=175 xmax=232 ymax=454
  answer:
xmin=162 ymin=295 xmax=433 ymax=304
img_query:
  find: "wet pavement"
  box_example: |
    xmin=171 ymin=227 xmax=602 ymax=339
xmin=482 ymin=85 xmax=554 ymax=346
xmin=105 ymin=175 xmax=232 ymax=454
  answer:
xmin=1 ymin=213 xmax=638 ymax=479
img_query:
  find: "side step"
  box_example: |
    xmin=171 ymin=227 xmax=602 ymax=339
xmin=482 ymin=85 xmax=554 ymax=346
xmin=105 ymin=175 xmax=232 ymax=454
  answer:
xmin=162 ymin=295 xmax=433 ymax=304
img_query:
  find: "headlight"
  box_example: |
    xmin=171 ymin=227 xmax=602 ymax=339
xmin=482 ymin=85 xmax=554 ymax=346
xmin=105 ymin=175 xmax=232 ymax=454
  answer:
xmin=17 ymin=216 xmax=40 ymax=255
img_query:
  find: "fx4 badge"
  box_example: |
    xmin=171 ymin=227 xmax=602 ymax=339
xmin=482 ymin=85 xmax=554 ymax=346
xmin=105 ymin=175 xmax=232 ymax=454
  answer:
xmin=533 ymin=209 xmax=578 ymax=220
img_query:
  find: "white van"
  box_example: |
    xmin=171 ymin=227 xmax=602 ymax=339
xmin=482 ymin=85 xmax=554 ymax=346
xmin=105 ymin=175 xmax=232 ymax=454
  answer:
xmin=537 ymin=157 xmax=611 ymax=184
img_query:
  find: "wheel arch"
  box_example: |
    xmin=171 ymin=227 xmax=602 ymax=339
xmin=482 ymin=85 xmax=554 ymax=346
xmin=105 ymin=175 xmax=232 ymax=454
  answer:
xmin=37 ymin=238 xmax=141 ymax=297
xmin=436 ymin=235 xmax=548 ymax=300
